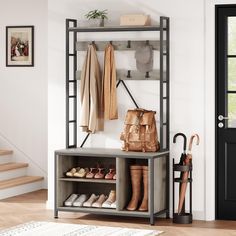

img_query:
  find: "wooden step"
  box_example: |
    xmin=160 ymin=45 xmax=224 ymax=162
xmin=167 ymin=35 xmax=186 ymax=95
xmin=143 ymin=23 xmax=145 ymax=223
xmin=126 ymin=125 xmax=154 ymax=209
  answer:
xmin=0 ymin=150 xmax=13 ymax=156
xmin=0 ymin=176 xmax=44 ymax=190
xmin=0 ymin=162 xmax=28 ymax=172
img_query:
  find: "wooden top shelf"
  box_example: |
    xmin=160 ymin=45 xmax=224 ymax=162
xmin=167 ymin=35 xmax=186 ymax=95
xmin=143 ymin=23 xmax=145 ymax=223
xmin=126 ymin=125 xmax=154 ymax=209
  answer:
xmin=55 ymin=147 xmax=169 ymax=159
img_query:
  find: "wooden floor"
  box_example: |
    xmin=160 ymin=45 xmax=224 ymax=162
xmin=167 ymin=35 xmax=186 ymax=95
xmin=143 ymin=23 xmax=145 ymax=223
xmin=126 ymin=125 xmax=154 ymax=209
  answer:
xmin=0 ymin=190 xmax=236 ymax=236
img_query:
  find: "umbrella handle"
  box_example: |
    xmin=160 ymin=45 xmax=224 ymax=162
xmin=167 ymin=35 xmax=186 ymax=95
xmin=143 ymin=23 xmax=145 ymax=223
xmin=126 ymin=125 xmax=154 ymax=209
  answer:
xmin=173 ymin=133 xmax=187 ymax=152
xmin=188 ymin=134 xmax=200 ymax=152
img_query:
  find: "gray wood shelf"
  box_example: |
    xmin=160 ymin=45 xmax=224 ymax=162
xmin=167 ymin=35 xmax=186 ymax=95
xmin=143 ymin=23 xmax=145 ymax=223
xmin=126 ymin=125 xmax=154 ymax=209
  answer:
xmin=59 ymin=177 xmax=116 ymax=184
xmin=76 ymin=70 xmax=164 ymax=81
xmin=76 ymin=40 xmax=165 ymax=51
xmin=58 ymin=206 xmax=150 ymax=218
xmin=55 ymin=147 xmax=169 ymax=159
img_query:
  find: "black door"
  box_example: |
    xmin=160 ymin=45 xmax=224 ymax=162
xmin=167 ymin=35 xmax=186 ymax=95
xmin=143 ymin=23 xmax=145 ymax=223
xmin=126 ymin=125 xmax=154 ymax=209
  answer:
xmin=216 ymin=5 xmax=236 ymax=220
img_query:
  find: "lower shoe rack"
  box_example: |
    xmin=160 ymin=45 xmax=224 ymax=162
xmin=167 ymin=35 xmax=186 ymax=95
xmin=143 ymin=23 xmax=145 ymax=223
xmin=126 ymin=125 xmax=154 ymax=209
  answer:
xmin=54 ymin=148 xmax=169 ymax=225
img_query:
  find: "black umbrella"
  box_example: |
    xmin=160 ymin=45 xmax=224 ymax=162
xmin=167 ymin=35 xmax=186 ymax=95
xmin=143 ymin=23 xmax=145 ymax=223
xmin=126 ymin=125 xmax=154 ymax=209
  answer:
xmin=173 ymin=132 xmax=187 ymax=214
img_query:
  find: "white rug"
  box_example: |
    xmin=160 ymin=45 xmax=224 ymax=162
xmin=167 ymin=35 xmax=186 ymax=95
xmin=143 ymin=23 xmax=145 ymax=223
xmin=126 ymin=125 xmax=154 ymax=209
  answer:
xmin=0 ymin=221 xmax=163 ymax=236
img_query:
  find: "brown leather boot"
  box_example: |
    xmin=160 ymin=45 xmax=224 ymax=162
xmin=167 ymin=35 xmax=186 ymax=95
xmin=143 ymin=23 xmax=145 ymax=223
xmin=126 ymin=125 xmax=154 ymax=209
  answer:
xmin=139 ymin=166 xmax=148 ymax=211
xmin=126 ymin=165 xmax=142 ymax=211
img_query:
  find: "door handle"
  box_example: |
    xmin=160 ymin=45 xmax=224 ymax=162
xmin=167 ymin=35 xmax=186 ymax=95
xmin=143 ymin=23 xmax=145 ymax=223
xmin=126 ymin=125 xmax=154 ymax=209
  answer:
xmin=218 ymin=115 xmax=229 ymax=121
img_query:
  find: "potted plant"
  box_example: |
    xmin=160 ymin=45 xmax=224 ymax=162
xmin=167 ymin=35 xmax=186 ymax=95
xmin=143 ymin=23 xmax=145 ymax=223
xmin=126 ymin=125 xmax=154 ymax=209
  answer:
xmin=85 ymin=9 xmax=108 ymax=27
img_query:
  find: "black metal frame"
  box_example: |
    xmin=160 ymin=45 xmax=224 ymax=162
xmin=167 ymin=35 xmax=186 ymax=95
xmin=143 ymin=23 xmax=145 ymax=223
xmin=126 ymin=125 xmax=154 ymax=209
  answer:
xmin=65 ymin=16 xmax=170 ymax=152
xmin=66 ymin=19 xmax=77 ymax=148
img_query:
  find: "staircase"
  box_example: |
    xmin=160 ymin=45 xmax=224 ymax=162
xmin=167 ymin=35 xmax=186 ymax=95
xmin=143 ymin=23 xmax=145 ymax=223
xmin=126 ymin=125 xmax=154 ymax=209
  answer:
xmin=0 ymin=149 xmax=44 ymax=200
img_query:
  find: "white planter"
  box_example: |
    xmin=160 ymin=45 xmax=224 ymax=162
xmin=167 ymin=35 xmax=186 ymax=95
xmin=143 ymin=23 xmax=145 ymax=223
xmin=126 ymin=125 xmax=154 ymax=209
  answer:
xmin=87 ymin=18 xmax=105 ymax=27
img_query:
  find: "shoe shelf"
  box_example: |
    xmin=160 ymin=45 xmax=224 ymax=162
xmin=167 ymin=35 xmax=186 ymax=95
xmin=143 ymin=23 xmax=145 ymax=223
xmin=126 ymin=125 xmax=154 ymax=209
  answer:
xmin=57 ymin=206 xmax=150 ymax=218
xmin=54 ymin=148 xmax=169 ymax=225
xmin=59 ymin=178 xmax=116 ymax=184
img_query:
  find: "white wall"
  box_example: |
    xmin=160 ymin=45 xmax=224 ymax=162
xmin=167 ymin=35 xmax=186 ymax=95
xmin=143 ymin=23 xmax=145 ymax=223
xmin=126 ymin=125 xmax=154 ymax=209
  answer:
xmin=0 ymin=0 xmax=48 ymax=186
xmin=48 ymin=0 xmax=206 ymax=219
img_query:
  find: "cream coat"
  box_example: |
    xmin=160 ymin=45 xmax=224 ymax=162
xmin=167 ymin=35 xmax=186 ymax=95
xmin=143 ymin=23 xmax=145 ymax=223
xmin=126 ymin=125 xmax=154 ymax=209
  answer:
xmin=80 ymin=44 xmax=104 ymax=133
xmin=103 ymin=43 xmax=118 ymax=120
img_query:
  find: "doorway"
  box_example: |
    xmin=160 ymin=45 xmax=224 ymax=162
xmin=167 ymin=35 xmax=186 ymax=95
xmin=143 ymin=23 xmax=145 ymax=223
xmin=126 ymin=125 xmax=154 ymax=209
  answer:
xmin=216 ymin=5 xmax=236 ymax=220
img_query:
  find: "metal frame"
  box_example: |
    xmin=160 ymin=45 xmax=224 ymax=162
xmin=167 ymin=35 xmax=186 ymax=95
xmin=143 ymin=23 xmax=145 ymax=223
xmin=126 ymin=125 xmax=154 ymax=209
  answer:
xmin=63 ymin=16 xmax=170 ymax=224
xmin=65 ymin=16 xmax=170 ymax=151
xmin=66 ymin=19 xmax=77 ymax=148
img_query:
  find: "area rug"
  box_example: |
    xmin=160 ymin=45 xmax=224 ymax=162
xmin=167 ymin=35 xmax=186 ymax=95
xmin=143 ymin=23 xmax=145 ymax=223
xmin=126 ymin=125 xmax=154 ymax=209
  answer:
xmin=0 ymin=221 xmax=163 ymax=236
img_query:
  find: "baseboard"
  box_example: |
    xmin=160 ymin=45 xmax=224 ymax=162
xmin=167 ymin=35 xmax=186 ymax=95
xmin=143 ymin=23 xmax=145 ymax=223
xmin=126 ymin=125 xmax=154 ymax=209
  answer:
xmin=193 ymin=210 xmax=205 ymax=220
xmin=46 ymin=199 xmax=53 ymax=209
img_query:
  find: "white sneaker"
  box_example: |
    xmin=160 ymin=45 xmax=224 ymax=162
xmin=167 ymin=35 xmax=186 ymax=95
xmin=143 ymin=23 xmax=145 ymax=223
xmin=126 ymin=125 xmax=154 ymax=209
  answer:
xmin=92 ymin=194 xmax=107 ymax=208
xmin=102 ymin=190 xmax=116 ymax=208
xmin=83 ymin=194 xmax=99 ymax=207
xmin=64 ymin=194 xmax=78 ymax=207
xmin=72 ymin=194 xmax=88 ymax=207
xmin=110 ymin=201 xmax=116 ymax=209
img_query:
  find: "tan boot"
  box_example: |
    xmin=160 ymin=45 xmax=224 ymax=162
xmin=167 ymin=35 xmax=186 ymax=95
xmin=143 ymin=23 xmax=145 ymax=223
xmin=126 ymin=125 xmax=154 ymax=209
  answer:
xmin=126 ymin=165 xmax=142 ymax=211
xmin=139 ymin=166 xmax=148 ymax=211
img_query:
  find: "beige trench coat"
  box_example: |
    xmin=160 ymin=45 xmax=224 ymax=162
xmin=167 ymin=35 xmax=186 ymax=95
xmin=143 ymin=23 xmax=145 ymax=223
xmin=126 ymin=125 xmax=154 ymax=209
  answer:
xmin=80 ymin=44 xmax=104 ymax=133
xmin=103 ymin=43 xmax=118 ymax=120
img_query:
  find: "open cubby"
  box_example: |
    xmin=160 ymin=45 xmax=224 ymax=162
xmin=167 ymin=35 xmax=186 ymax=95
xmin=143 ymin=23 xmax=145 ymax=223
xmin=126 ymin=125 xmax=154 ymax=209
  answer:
xmin=58 ymin=155 xmax=116 ymax=179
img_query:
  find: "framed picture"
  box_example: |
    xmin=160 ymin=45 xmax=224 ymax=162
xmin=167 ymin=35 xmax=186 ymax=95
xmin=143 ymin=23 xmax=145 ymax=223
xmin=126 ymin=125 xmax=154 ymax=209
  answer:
xmin=6 ymin=26 xmax=34 ymax=67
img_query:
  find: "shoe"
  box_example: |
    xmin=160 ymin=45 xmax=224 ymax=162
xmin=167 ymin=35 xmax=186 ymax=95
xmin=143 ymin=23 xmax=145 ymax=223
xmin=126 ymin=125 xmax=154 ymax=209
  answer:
xmin=126 ymin=165 xmax=142 ymax=211
xmin=102 ymin=190 xmax=116 ymax=208
xmin=72 ymin=194 xmax=88 ymax=207
xmin=113 ymin=174 xmax=116 ymax=180
xmin=105 ymin=168 xmax=116 ymax=180
xmin=138 ymin=166 xmax=148 ymax=211
xmin=83 ymin=194 xmax=99 ymax=207
xmin=74 ymin=168 xmax=89 ymax=178
xmin=64 ymin=194 xmax=78 ymax=206
xmin=86 ymin=168 xmax=98 ymax=179
xmin=94 ymin=168 xmax=105 ymax=179
xmin=92 ymin=194 xmax=107 ymax=208
xmin=66 ymin=167 xmax=80 ymax=177
xmin=111 ymin=201 xmax=116 ymax=209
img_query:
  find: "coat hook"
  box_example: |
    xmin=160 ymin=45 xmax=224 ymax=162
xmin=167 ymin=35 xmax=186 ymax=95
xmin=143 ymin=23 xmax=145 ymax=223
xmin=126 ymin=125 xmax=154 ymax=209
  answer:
xmin=127 ymin=70 xmax=131 ymax=78
xmin=127 ymin=40 xmax=131 ymax=48
xmin=145 ymin=72 xmax=150 ymax=78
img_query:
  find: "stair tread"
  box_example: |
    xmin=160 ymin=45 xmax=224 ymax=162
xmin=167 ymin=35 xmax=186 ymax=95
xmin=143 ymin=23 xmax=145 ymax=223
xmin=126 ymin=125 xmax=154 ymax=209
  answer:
xmin=0 ymin=176 xmax=44 ymax=190
xmin=0 ymin=162 xmax=28 ymax=172
xmin=0 ymin=150 xmax=13 ymax=156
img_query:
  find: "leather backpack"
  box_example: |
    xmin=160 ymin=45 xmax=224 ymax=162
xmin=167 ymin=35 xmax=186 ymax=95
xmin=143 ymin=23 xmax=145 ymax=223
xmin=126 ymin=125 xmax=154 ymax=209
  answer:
xmin=120 ymin=109 xmax=159 ymax=152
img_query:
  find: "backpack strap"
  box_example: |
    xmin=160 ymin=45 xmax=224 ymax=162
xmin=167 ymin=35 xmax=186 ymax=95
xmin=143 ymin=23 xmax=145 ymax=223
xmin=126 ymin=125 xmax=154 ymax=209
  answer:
xmin=124 ymin=124 xmax=132 ymax=151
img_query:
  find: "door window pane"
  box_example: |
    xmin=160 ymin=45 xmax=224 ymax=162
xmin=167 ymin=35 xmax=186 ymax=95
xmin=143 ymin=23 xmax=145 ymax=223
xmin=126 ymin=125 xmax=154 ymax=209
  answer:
xmin=228 ymin=58 xmax=236 ymax=90
xmin=228 ymin=17 xmax=236 ymax=55
xmin=228 ymin=94 xmax=236 ymax=127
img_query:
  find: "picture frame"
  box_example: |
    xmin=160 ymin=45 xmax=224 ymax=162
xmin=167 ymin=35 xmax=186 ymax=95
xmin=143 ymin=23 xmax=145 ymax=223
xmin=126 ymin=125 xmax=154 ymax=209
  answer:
xmin=6 ymin=25 xmax=34 ymax=67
